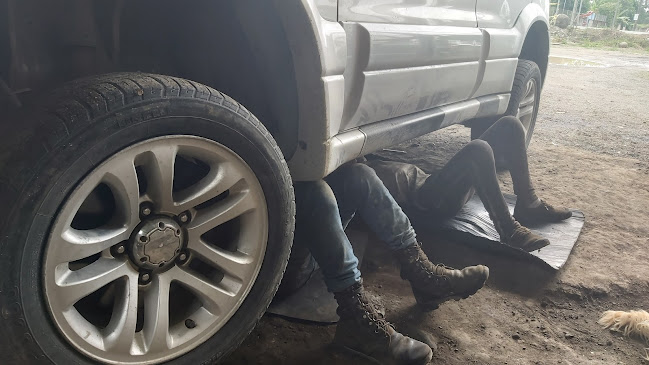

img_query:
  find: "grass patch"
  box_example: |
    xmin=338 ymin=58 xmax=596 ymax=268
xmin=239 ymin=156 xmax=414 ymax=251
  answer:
xmin=551 ymin=26 xmax=649 ymax=53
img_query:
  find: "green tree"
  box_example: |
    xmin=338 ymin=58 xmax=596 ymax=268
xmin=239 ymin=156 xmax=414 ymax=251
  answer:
xmin=591 ymin=0 xmax=648 ymax=28
xmin=556 ymin=0 xmax=592 ymax=14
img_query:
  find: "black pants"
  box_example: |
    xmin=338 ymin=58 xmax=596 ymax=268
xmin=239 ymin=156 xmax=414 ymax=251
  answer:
xmin=417 ymin=116 xmax=535 ymax=233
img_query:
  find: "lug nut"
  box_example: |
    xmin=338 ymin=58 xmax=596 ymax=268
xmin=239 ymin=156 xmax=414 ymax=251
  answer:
xmin=111 ymin=243 xmax=127 ymax=256
xmin=178 ymin=212 xmax=190 ymax=223
xmin=140 ymin=272 xmax=151 ymax=283
xmin=140 ymin=204 xmax=153 ymax=217
xmin=177 ymin=252 xmax=189 ymax=264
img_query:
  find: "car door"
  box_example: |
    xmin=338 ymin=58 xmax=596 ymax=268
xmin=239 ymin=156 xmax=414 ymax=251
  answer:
xmin=473 ymin=0 xmax=531 ymax=98
xmin=337 ymin=0 xmax=484 ymax=131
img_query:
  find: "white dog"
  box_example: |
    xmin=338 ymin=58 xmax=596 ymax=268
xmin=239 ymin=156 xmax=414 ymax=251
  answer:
xmin=599 ymin=310 xmax=649 ymax=360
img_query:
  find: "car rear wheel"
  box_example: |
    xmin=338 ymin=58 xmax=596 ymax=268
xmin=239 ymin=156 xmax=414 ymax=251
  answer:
xmin=471 ymin=59 xmax=543 ymax=147
xmin=0 ymin=73 xmax=294 ymax=364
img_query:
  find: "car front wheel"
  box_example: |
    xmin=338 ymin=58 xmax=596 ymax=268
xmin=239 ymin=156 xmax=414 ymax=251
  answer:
xmin=0 ymin=73 xmax=294 ymax=364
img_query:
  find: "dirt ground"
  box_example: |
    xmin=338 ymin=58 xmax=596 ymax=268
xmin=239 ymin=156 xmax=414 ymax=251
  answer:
xmin=224 ymin=46 xmax=649 ymax=365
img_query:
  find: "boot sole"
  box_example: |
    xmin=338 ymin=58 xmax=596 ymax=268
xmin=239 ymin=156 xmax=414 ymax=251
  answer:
xmin=514 ymin=213 xmax=573 ymax=226
xmin=414 ymin=277 xmax=488 ymax=312
xmin=332 ymin=343 xmax=384 ymax=365
xmin=415 ymin=289 xmax=480 ymax=312
xmin=333 ymin=343 xmax=431 ymax=365
xmin=512 ymin=239 xmax=550 ymax=253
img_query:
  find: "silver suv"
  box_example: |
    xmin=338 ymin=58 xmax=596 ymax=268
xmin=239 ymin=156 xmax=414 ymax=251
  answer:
xmin=0 ymin=0 xmax=549 ymax=363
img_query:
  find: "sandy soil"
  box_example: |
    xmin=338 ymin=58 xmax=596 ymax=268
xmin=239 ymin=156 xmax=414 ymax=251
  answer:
xmin=223 ymin=46 xmax=649 ymax=365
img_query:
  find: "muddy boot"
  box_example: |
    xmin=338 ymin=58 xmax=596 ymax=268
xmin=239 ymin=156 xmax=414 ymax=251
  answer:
xmin=502 ymin=221 xmax=550 ymax=252
xmin=514 ymin=199 xmax=572 ymax=225
xmin=395 ymin=244 xmax=489 ymax=312
xmin=479 ymin=193 xmax=551 ymax=252
xmin=333 ymin=282 xmax=433 ymax=365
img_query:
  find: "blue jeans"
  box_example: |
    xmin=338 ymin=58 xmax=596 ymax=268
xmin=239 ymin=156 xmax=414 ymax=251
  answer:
xmin=293 ymin=163 xmax=418 ymax=293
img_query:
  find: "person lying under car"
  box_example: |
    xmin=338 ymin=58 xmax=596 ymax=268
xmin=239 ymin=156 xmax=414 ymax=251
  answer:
xmin=288 ymin=116 xmax=570 ymax=364
xmin=367 ymin=116 xmax=572 ymax=252
xmin=293 ymin=162 xmax=488 ymax=365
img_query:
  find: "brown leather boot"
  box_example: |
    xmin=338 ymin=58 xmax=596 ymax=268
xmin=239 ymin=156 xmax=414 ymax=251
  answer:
xmin=333 ymin=282 xmax=433 ymax=365
xmin=395 ymin=244 xmax=489 ymax=311
xmin=514 ymin=199 xmax=572 ymax=225
xmin=502 ymin=221 xmax=550 ymax=252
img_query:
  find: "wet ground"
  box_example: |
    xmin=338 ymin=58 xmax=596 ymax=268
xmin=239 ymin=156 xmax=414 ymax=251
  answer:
xmin=224 ymin=45 xmax=649 ymax=365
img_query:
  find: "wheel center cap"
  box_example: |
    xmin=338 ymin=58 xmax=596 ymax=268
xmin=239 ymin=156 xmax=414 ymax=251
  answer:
xmin=132 ymin=217 xmax=183 ymax=270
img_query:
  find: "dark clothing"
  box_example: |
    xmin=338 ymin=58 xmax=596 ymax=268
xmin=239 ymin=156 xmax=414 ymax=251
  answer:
xmin=290 ymin=116 xmax=535 ymax=293
xmin=370 ymin=116 xmax=537 ymax=232
xmin=293 ymin=164 xmax=417 ymax=292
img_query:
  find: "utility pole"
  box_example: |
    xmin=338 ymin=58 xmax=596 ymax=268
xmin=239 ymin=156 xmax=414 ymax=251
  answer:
xmin=611 ymin=0 xmax=621 ymax=30
xmin=571 ymin=0 xmax=579 ymax=25
xmin=576 ymin=0 xmax=584 ymax=26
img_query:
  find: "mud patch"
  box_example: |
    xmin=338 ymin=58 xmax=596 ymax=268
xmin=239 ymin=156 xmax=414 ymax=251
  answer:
xmin=549 ymin=56 xmax=606 ymax=67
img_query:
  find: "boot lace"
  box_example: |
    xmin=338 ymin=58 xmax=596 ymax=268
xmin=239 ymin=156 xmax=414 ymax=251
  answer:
xmin=355 ymin=292 xmax=391 ymax=338
xmin=407 ymin=246 xmax=452 ymax=285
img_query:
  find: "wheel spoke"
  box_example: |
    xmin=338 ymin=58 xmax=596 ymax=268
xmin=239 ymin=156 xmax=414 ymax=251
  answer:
xmin=172 ymin=161 xmax=245 ymax=214
xmin=143 ymin=274 xmax=171 ymax=353
xmin=54 ymin=258 xmax=131 ymax=309
xmin=44 ymin=136 xmax=270 ymax=363
xmin=143 ymin=144 xmax=178 ymax=212
xmin=102 ymin=156 xmax=141 ymax=229
xmin=187 ymin=190 xmax=256 ymax=237
xmin=190 ymin=240 xmax=254 ymax=281
xmin=166 ymin=266 xmax=236 ymax=315
xmin=519 ymin=93 xmax=536 ymax=108
xmin=525 ymin=80 xmax=533 ymax=96
xmin=518 ymin=104 xmax=534 ymax=118
xmin=50 ymin=226 xmax=131 ymax=264
xmin=102 ymin=272 xmax=139 ymax=353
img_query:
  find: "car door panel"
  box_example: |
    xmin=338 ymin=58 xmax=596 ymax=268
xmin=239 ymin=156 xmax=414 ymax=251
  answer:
xmin=338 ymin=0 xmax=483 ymax=130
xmin=339 ymin=0 xmax=478 ymax=27
xmin=340 ymin=22 xmax=482 ymax=130
xmin=473 ymin=1 xmax=532 ymax=98
xmin=476 ymin=0 xmax=530 ymax=28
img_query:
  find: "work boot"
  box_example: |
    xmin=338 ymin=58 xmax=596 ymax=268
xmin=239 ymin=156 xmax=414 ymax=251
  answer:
xmin=395 ymin=244 xmax=489 ymax=311
xmin=502 ymin=221 xmax=550 ymax=252
xmin=334 ymin=282 xmax=433 ymax=365
xmin=514 ymin=199 xmax=572 ymax=225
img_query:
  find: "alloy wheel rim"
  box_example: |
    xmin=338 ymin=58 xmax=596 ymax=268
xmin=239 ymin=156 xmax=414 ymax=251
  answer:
xmin=517 ymin=78 xmax=538 ymax=137
xmin=43 ymin=136 xmax=268 ymax=364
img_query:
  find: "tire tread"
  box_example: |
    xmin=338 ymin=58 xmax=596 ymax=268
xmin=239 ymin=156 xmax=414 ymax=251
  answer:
xmin=0 ymin=72 xmax=294 ymax=365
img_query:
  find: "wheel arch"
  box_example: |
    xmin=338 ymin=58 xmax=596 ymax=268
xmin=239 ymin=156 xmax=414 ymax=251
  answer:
xmin=118 ymin=0 xmax=303 ymax=159
xmin=2 ymin=0 xmax=329 ymax=161
xmin=519 ymin=21 xmax=550 ymax=87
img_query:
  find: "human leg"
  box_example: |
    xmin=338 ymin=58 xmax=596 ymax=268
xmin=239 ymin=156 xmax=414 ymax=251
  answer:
xmin=478 ymin=116 xmax=571 ymax=223
xmin=325 ymin=163 xmax=417 ymax=251
xmin=294 ymin=180 xmax=432 ymax=364
xmin=417 ymin=140 xmax=516 ymax=232
xmin=294 ymin=181 xmax=360 ymax=293
xmin=327 ymin=163 xmax=489 ymax=308
xmin=417 ymin=140 xmax=550 ymax=251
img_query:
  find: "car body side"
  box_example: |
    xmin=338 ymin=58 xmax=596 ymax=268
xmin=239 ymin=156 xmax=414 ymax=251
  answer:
xmin=0 ymin=0 xmax=549 ymax=181
xmin=287 ymin=0 xmax=550 ymax=180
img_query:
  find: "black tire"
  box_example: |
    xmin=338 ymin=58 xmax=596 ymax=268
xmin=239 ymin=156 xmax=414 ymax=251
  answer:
xmin=0 ymin=73 xmax=294 ymax=364
xmin=471 ymin=59 xmax=543 ymax=148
